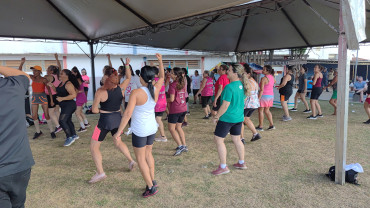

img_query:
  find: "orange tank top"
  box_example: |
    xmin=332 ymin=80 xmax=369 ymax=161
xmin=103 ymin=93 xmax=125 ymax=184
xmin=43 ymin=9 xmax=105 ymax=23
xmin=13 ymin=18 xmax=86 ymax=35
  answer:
xmin=32 ymin=81 xmax=45 ymax=93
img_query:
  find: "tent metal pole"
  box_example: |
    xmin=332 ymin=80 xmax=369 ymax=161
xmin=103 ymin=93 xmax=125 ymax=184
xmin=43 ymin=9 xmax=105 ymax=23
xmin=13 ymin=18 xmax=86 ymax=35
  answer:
xmin=354 ymin=49 xmax=359 ymax=81
xmin=335 ymin=1 xmax=349 ymax=185
xmin=89 ymin=41 xmax=97 ymax=98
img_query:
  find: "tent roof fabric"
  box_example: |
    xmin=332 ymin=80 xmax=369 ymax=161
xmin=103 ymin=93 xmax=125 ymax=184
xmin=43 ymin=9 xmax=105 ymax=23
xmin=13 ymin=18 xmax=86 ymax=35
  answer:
xmin=0 ymin=0 xmax=369 ymax=52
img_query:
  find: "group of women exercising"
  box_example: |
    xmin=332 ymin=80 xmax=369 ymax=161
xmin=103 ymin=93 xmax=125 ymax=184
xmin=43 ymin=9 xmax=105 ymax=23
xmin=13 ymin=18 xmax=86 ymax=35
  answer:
xmin=25 ymin=52 xmax=370 ymax=197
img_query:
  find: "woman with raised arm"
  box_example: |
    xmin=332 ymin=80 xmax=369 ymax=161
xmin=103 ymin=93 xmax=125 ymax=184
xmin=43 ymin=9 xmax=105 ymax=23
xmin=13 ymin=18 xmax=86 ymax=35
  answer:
xmin=71 ymin=67 xmax=90 ymax=132
xmin=23 ymin=57 xmax=55 ymax=139
xmin=153 ymin=66 xmax=168 ymax=142
xmin=89 ymin=59 xmax=136 ymax=184
xmin=307 ymin=64 xmax=324 ymax=119
xmin=114 ymin=54 xmax=164 ymax=197
xmin=195 ymin=70 xmax=213 ymax=119
xmin=256 ymin=65 xmax=275 ymax=131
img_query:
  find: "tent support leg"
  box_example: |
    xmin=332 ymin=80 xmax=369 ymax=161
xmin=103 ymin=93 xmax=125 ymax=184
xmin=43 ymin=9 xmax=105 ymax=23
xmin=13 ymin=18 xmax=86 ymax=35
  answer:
xmin=89 ymin=41 xmax=97 ymax=98
xmin=335 ymin=1 xmax=349 ymax=185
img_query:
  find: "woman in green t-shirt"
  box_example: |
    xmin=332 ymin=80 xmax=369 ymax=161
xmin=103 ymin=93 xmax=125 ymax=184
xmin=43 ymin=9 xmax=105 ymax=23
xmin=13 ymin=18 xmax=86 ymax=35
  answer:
xmin=212 ymin=64 xmax=246 ymax=176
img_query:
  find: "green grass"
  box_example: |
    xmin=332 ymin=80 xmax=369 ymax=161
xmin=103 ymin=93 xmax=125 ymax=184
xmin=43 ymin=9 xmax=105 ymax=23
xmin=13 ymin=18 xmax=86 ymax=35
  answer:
xmin=26 ymin=100 xmax=369 ymax=208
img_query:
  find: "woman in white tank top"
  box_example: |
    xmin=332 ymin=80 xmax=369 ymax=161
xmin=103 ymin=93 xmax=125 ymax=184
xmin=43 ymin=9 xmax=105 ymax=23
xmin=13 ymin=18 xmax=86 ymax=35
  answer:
xmin=114 ymin=53 xmax=165 ymax=198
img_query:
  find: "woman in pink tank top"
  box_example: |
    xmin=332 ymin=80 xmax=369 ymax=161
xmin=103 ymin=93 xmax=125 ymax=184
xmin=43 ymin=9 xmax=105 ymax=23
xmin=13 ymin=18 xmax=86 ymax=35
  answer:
xmin=154 ymin=67 xmax=168 ymax=142
xmin=195 ymin=70 xmax=213 ymax=118
xmin=257 ymin=65 xmax=276 ymax=131
xmin=307 ymin=64 xmax=324 ymax=119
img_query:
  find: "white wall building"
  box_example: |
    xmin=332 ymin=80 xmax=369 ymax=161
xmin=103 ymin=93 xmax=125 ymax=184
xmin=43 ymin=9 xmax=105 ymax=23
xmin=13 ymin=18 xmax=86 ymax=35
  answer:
xmin=0 ymin=40 xmax=234 ymax=100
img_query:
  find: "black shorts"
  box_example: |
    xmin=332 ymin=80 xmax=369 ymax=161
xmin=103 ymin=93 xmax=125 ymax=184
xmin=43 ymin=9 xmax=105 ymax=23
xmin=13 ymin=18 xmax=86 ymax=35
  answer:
xmin=155 ymin=111 xmax=164 ymax=117
xmin=193 ymin=89 xmax=199 ymax=96
xmin=297 ymin=89 xmax=304 ymax=94
xmin=186 ymin=97 xmax=189 ymax=103
xmin=280 ymin=91 xmax=292 ymax=101
xmin=214 ymin=121 xmax=242 ymax=138
xmin=244 ymin=108 xmax=256 ymax=117
xmin=212 ymin=97 xmax=221 ymax=111
xmin=310 ymin=87 xmax=323 ymax=100
xmin=168 ymin=111 xmax=187 ymax=124
xmin=47 ymin=94 xmax=59 ymax=108
xmin=92 ymin=126 xmax=118 ymax=142
xmin=201 ymin=96 xmax=212 ymax=108
xmin=132 ymin=133 xmax=155 ymax=148
xmin=84 ymin=87 xmax=89 ymax=92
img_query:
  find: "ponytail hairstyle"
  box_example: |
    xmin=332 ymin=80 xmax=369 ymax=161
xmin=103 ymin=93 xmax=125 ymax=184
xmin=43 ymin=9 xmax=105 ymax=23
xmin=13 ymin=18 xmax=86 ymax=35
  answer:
xmin=71 ymin=66 xmax=83 ymax=83
xmin=118 ymin=65 xmax=124 ymax=76
xmin=203 ymin=70 xmax=210 ymax=77
xmin=235 ymin=64 xmax=251 ymax=96
xmin=264 ymin=65 xmax=275 ymax=75
xmin=243 ymin=63 xmax=257 ymax=81
xmin=315 ymin=64 xmax=324 ymax=72
xmin=102 ymin=66 xmax=119 ymax=91
xmin=173 ymin=67 xmax=185 ymax=90
xmin=62 ymin=69 xmax=80 ymax=90
xmin=140 ymin=66 xmax=156 ymax=99
xmin=47 ymin=65 xmax=60 ymax=79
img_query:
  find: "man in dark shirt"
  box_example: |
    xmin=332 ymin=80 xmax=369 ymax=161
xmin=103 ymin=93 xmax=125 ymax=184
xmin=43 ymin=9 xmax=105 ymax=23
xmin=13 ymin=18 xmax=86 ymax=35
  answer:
xmin=0 ymin=66 xmax=35 ymax=208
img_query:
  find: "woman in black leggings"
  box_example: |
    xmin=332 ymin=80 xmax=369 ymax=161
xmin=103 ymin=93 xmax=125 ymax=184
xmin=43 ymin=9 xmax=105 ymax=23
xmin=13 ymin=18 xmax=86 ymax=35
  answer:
xmin=55 ymin=69 xmax=79 ymax=147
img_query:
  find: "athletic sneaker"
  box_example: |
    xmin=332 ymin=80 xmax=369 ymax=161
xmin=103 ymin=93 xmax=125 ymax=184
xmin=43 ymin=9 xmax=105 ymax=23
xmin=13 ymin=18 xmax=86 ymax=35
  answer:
xmin=203 ymin=116 xmax=210 ymax=119
xmin=72 ymin=135 xmax=80 ymax=140
xmin=145 ymin=180 xmax=158 ymax=190
xmin=142 ymin=186 xmax=158 ymax=198
xmin=54 ymin=126 xmax=63 ymax=133
xmin=251 ymin=133 xmax=261 ymax=142
xmin=186 ymin=112 xmax=190 ymax=115
xmin=84 ymin=123 xmax=91 ymax=127
xmin=77 ymin=127 xmax=87 ymax=133
xmin=125 ymin=128 xmax=132 ymax=135
xmin=282 ymin=116 xmax=292 ymax=122
xmin=89 ymin=172 xmax=107 ymax=184
xmin=317 ymin=114 xmax=324 ymax=118
xmin=51 ymin=132 xmax=56 ymax=139
xmin=208 ymin=113 xmax=211 ymax=117
xmin=155 ymin=136 xmax=168 ymax=142
xmin=255 ymin=126 xmax=264 ymax=131
xmin=233 ymin=162 xmax=247 ymax=170
xmin=290 ymin=108 xmax=298 ymax=112
xmin=363 ymin=119 xmax=370 ymax=124
xmin=64 ymin=137 xmax=76 ymax=147
xmin=183 ymin=146 xmax=188 ymax=152
xmin=173 ymin=146 xmax=185 ymax=156
xmin=211 ymin=166 xmax=230 ymax=176
xmin=307 ymin=115 xmax=317 ymax=120
xmin=129 ymin=161 xmax=136 ymax=171
xmin=241 ymin=138 xmax=246 ymax=145
xmin=267 ymin=126 xmax=275 ymax=131
xmin=303 ymin=109 xmax=311 ymax=113
xmin=32 ymin=131 xmax=43 ymax=140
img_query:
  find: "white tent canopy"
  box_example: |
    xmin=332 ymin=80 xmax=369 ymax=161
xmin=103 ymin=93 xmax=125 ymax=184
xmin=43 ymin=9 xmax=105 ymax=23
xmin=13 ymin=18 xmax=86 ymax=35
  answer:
xmin=1 ymin=0 xmax=370 ymax=52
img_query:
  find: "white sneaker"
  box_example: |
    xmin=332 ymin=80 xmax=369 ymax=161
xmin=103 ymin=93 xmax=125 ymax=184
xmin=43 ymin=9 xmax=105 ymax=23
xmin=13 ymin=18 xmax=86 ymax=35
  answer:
xmin=125 ymin=128 xmax=132 ymax=136
xmin=155 ymin=137 xmax=168 ymax=142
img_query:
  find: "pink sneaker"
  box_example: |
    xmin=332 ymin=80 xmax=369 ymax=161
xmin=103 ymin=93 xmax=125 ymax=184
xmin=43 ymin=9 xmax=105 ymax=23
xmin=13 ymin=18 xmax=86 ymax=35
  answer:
xmin=233 ymin=162 xmax=247 ymax=170
xmin=89 ymin=172 xmax=107 ymax=184
xmin=129 ymin=161 xmax=136 ymax=171
xmin=211 ymin=166 xmax=230 ymax=175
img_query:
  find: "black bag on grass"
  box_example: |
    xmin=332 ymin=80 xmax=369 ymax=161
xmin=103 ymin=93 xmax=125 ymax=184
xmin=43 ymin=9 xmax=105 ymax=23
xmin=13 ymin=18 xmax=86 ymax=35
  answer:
xmin=326 ymin=166 xmax=359 ymax=185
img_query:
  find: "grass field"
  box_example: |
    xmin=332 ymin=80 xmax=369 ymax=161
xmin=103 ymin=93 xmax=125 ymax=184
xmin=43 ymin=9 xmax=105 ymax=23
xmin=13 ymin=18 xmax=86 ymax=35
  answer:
xmin=25 ymin=100 xmax=369 ymax=208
